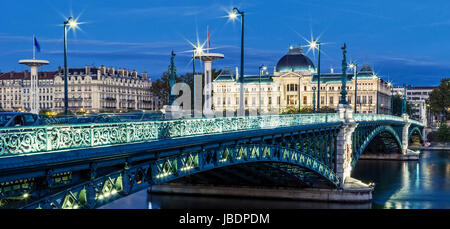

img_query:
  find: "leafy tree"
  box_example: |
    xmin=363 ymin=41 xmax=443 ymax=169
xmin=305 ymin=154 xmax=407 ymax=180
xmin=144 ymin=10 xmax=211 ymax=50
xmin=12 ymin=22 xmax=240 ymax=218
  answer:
xmin=392 ymin=94 xmax=412 ymax=116
xmin=435 ymin=123 xmax=450 ymax=142
xmin=39 ymin=109 xmax=52 ymax=115
xmin=281 ymin=106 xmax=299 ymax=114
xmin=319 ymin=106 xmax=335 ymax=113
xmin=428 ymin=78 xmax=450 ymax=121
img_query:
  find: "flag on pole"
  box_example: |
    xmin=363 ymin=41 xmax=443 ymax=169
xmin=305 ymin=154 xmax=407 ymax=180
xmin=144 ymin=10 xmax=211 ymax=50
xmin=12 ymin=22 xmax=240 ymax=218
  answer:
xmin=207 ymin=26 xmax=211 ymax=51
xmin=34 ymin=36 xmax=41 ymax=53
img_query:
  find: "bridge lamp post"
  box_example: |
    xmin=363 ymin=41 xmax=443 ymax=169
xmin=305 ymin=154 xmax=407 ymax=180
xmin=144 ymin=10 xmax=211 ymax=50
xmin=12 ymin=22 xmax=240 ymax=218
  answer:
xmin=307 ymin=40 xmax=321 ymax=112
xmin=387 ymin=82 xmax=393 ymax=115
xmin=312 ymin=87 xmax=316 ymax=113
xmin=349 ymin=62 xmax=358 ymax=113
xmin=228 ymin=8 xmax=245 ymax=116
xmin=339 ymin=44 xmax=349 ymax=105
xmin=402 ymin=85 xmax=407 ymax=115
xmin=258 ymin=65 xmax=267 ymax=115
xmin=63 ymin=17 xmax=80 ymax=115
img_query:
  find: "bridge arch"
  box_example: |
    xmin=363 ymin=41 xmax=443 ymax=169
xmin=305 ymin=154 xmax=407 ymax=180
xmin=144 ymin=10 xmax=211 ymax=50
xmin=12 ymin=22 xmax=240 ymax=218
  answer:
xmin=23 ymin=144 xmax=340 ymax=209
xmin=408 ymin=126 xmax=423 ymax=143
xmin=352 ymin=125 xmax=403 ymax=167
xmin=151 ymin=144 xmax=340 ymax=188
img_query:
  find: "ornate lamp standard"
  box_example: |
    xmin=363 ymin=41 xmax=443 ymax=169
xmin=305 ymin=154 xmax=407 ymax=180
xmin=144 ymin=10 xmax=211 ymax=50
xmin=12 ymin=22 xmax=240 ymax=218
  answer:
xmin=339 ymin=44 xmax=349 ymax=105
xmin=258 ymin=64 xmax=267 ymax=115
xmin=168 ymin=51 xmax=176 ymax=105
xmin=312 ymin=87 xmax=316 ymax=113
xmin=387 ymin=82 xmax=393 ymax=115
xmin=402 ymin=84 xmax=407 ymax=115
xmin=228 ymin=8 xmax=245 ymax=116
xmin=63 ymin=17 xmax=80 ymax=115
xmin=307 ymin=40 xmax=321 ymax=112
xmin=349 ymin=62 xmax=358 ymax=113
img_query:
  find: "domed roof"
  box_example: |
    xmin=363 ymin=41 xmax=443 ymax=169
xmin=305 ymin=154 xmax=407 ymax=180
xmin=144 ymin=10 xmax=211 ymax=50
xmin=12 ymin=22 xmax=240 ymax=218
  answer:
xmin=358 ymin=63 xmax=373 ymax=73
xmin=276 ymin=46 xmax=315 ymax=73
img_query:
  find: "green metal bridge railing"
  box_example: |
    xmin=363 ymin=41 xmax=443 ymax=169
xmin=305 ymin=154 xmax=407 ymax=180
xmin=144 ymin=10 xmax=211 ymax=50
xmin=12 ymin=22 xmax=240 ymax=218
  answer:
xmin=0 ymin=113 xmax=423 ymax=157
xmin=0 ymin=113 xmax=341 ymax=157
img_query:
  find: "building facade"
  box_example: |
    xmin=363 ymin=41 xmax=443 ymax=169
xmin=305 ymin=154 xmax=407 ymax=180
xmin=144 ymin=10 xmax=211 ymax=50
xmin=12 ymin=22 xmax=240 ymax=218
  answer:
xmin=393 ymin=85 xmax=437 ymax=126
xmin=212 ymin=46 xmax=392 ymax=114
xmin=0 ymin=65 xmax=160 ymax=113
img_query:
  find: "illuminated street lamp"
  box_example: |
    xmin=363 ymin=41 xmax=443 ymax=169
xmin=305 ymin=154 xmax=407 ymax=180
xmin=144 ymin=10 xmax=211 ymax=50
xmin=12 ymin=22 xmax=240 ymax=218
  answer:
xmin=312 ymin=87 xmax=316 ymax=113
xmin=63 ymin=17 xmax=80 ymax=115
xmin=387 ymin=82 xmax=394 ymax=115
xmin=306 ymin=39 xmax=321 ymax=112
xmin=339 ymin=44 xmax=348 ymax=105
xmin=258 ymin=65 xmax=267 ymax=114
xmin=349 ymin=62 xmax=358 ymax=113
xmin=228 ymin=8 xmax=245 ymax=116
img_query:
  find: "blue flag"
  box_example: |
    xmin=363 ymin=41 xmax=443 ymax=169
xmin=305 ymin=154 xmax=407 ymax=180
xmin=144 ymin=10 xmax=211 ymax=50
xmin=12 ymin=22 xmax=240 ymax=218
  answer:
xmin=34 ymin=36 xmax=40 ymax=53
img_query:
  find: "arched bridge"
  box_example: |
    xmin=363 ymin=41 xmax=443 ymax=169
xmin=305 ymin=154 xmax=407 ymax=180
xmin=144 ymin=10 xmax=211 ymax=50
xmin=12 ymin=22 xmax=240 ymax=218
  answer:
xmin=0 ymin=112 xmax=423 ymax=209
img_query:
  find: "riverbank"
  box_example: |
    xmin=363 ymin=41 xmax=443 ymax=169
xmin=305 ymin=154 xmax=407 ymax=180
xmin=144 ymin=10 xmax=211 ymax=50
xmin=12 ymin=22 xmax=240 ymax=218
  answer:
xmin=149 ymin=177 xmax=373 ymax=203
xmin=359 ymin=152 xmax=419 ymax=160
xmin=409 ymin=142 xmax=450 ymax=151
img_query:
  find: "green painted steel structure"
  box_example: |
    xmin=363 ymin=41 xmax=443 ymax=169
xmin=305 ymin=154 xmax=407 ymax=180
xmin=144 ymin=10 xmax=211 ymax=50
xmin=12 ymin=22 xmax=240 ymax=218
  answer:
xmin=0 ymin=113 xmax=423 ymax=209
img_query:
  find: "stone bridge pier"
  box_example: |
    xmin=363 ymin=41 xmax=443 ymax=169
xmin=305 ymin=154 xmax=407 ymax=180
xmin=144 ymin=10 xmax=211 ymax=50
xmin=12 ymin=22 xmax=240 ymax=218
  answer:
xmin=401 ymin=114 xmax=412 ymax=155
xmin=335 ymin=104 xmax=358 ymax=188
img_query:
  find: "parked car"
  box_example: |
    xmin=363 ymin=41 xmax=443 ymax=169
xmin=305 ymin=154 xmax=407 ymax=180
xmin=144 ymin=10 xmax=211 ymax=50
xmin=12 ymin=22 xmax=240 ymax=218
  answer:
xmin=0 ymin=112 xmax=40 ymax=127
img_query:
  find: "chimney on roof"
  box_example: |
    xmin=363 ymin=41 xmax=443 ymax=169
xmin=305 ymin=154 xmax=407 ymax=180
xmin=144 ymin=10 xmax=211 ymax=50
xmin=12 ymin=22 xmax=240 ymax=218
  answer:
xmin=108 ymin=67 xmax=115 ymax=75
xmin=125 ymin=69 xmax=129 ymax=77
xmin=117 ymin=68 xmax=124 ymax=76
xmin=132 ymin=70 xmax=137 ymax=78
xmin=142 ymin=72 xmax=148 ymax=79
xmin=100 ymin=65 xmax=106 ymax=75
xmin=85 ymin=65 xmax=91 ymax=75
xmin=58 ymin=66 xmax=62 ymax=73
xmin=97 ymin=69 xmax=102 ymax=76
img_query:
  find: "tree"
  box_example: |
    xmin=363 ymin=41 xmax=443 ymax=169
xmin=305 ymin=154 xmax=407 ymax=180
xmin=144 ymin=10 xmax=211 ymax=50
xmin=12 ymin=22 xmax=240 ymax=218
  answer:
xmin=435 ymin=123 xmax=450 ymax=142
xmin=428 ymin=78 xmax=450 ymax=121
xmin=392 ymin=94 xmax=412 ymax=116
xmin=319 ymin=106 xmax=335 ymax=113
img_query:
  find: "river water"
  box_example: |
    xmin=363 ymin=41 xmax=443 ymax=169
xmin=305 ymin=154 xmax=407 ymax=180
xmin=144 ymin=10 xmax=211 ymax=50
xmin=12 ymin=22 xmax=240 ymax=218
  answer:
xmin=102 ymin=150 xmax=450 ymax=209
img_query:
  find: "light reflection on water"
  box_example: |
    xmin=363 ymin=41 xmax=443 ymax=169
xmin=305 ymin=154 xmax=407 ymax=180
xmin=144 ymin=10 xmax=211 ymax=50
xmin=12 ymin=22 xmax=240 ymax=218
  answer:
xmin=101 ymin=151 xmax=449 ymax=209
xmin=352 ymin=150 xmax=450 ymax=209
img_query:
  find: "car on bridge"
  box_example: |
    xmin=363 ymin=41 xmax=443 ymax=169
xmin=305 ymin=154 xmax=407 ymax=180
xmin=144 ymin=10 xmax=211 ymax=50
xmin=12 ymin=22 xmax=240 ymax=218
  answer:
xmin=0 ymin=112 xmax=41 ymax=127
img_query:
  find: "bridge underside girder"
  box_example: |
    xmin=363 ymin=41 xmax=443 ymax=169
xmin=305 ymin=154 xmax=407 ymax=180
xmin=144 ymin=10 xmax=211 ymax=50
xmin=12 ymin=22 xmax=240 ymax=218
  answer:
xmin=169 ymin=163 xmax=334 ymax=189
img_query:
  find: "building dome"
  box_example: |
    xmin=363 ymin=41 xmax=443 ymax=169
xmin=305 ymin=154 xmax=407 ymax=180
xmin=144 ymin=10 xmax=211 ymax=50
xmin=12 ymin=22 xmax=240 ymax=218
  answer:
xmin=358 ymin=63 xmax=374 ymax=73
xmin=276 ymin=46 xmax=315 ymax=73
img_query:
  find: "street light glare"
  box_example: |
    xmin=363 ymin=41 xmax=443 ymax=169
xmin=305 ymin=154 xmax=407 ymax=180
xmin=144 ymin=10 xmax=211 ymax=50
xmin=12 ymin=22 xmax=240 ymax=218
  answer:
xmin=349 ymin=63 xmax=355 ymax=69
xmin=309 ymin=40 xmax=318 ymax=49
xmin=68 ymin=19 xmax=79 ymax=29
xmin=228 ymin=11 xmax=238 ymax=20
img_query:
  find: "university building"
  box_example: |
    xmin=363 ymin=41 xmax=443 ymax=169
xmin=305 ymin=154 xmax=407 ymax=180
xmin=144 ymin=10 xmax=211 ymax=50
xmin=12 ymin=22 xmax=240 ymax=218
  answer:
xmin=212 ymin=46 xmax=392 ymax=114
xmin=0 ymin=65 xmax=161 ymax=113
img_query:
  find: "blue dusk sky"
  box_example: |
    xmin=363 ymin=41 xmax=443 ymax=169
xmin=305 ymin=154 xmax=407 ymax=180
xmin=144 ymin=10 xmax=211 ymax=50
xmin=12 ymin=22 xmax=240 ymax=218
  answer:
xmin=0 ymin=0 xmax=449 ymax=86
